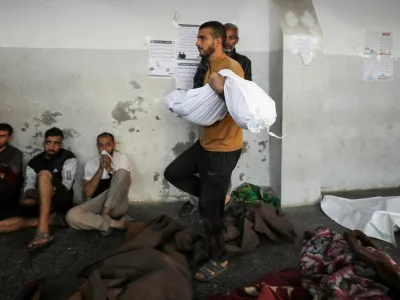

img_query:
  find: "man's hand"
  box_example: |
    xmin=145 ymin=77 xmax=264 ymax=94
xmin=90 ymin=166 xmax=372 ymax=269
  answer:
xmin=208 ymin=72 xmax=226 ymax=99
xmin=101 ymin=155 xmax=113 ymax=173
xmin=0 ymin=173 xmax=6 ymax=179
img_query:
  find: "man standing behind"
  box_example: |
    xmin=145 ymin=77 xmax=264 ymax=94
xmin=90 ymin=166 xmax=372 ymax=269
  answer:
xmin=0 ymin=123 xmax=23 ymax=217
xmin=66 ymin=133 xmax=132 ymax=235
xmin=193 ymin=23 xmax=252 ymax=89
xmin=164 ymin=21 xmax=243 ymax=281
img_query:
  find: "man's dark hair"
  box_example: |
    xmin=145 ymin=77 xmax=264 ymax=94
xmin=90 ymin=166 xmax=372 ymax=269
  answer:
xmin=0 ymin=123 xmax=13 ymax=136
xmin=200 ymin=21 xmax=226 ymax=45
xmin=44 ymin=127 xmax=64 ymax=140
xmin=97 ymin=132 xmax=115 ymax=142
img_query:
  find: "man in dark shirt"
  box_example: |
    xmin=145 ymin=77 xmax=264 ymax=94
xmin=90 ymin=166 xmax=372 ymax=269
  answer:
xmin=0 ymin=123 xmax=23 ymax=216
xmin=0 ymin=127 xmax=77 ymax=249
xmin=193 ymin=23 xmax=252 ymax=88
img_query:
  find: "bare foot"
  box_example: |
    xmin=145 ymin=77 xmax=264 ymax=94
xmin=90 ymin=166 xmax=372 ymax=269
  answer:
xmin=225 ymin=194 xmax=231 ymax=205
xmin=110 ymin=217 xmax=126 ymax=230
xmin=28 ymin=228 xmax=53 ymax=248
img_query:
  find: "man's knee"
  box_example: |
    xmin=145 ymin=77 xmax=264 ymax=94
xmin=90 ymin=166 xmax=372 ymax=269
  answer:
xmin=65 ymin=207 xmax=84 ymax=228
xmin=112 ymin=169 xmax=131 ymax=186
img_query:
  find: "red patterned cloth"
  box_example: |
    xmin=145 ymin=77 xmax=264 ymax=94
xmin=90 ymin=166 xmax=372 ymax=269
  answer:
xmin=207 ymin=268 xmax=311 ymax=300
xmin=300 ymin=227 xmax=394 ymax=300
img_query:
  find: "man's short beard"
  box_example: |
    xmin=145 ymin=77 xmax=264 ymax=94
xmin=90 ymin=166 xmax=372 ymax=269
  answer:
xmin=200 ymin=45 xmax=215 ymax=57
xmin=45 ymin=151 xmax=56 ymax=159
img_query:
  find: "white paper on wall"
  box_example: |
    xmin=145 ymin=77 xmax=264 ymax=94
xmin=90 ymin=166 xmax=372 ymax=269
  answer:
xmin=148 ymin=40 xmax=176 ymax=77
xmin=363 ymin=31 xmax=394 ymax=81
xmin=175 ymin=62 xmax=200 ymax=90
xmin=177 ymin=24 xmax=201 ymax=61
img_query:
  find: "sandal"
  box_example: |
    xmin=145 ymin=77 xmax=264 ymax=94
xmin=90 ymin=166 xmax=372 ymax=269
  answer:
xmin=28 ymin=231 xmax=54 ymax=249
xmin=194 ymin=259 xmax=229 ymax=282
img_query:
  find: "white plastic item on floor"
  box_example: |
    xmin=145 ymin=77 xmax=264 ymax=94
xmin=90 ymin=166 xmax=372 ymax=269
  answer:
xmin=321 ymin=195 xmax=400 ymax=245
xmin=219 ymin=69 xmax=278 ymax=135
xmin=164 ymin=85 xmax=227 ymax=127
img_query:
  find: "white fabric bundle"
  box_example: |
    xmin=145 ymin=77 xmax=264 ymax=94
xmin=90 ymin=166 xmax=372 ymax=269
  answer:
xmin=219 ymin=69 xmax=277 ymax=135
xmin=164 ymin=69 xmax=279 ymax=136
xmin=164 ymin=85 xmax=227 ymax=127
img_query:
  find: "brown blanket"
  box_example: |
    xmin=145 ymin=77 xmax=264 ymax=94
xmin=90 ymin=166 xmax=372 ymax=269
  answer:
xmin=66 ymin=202 xmax=296 ymax=300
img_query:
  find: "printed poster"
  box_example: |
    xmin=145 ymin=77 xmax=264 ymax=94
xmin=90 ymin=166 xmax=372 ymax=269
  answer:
xmin=175 ymin=62 xmax=200 ymax=90
xmin=177 ymin=24 xmax=201 ymax=61
xmin=148 ymin=40 xmax=176 ymax=77
xmin=363 ymin=31 xmax=394 ymax=81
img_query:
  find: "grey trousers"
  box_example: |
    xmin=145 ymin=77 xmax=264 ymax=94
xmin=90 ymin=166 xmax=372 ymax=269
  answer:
xmin=66 ymin=169 xmax=131 ymax=231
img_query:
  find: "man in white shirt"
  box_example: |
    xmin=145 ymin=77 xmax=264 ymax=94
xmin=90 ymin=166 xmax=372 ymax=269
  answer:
xmin=66 ymin=132 xmax=132 ymax=233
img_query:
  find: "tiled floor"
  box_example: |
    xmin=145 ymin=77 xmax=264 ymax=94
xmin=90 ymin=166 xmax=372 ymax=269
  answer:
xmin=0 ymin=202 xmax=399 ymax=300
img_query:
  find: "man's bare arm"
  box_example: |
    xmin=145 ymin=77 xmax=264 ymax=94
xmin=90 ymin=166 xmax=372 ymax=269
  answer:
xmin=84 ymin=165 xmax=104 ymax=198
xmin=208 ymin=72 xmax=226 ymax=100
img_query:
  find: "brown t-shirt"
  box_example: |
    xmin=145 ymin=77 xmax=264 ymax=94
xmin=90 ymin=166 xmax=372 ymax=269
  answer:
xmin=200 ymin=53 xmax=244 ymax=152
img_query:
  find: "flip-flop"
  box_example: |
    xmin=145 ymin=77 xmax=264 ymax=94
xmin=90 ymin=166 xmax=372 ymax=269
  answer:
xmin=194 ymin=259 xmax=229 ymax=282
xmin=28 ymin=231 xmax=54 ymax=249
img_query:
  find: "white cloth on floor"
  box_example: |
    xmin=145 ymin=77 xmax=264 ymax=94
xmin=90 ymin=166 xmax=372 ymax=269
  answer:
xmin=164 ymin=85 xmax=227 ymax=127
xmin=164 ymin=69 xmax=279 ymax=136
xmin=321 ymin=195 xmax=400 ymax=245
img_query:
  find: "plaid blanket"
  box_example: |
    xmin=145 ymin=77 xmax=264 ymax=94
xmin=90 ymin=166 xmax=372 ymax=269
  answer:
xmin=300 ymin=227 xmax=393 ymax=300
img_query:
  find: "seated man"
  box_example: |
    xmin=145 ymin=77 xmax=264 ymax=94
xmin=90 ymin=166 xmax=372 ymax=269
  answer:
xmin=0 ymin=127 xmax=77 ymax=249
xmin=66 ymin=132 xmax=132 ymax=234
xmin=0 ymin=123 xmax=23 ymax=218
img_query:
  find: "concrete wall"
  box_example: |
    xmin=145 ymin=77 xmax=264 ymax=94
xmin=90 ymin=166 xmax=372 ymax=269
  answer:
xmin=273 ymin=0 xmax=400 ymax=206
xmin=0 ymin=0 xmax=282 ymax=203
xmin=314 ymin=0 xmax=400 ymax=192
xmin=272 ymin=0 xmax=324 ymax=207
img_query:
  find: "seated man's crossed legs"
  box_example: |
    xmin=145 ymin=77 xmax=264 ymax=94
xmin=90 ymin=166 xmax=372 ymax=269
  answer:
xmin=66 ymin=169 xmax=131 ymax=233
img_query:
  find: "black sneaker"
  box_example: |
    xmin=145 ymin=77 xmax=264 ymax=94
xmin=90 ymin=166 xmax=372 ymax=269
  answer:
xmin=179 ymin=201 xmax=198 ymax=217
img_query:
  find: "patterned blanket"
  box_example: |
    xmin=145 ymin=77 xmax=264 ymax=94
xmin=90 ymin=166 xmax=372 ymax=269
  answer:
xmin=300 ymin=227 xmax=396 ymax=300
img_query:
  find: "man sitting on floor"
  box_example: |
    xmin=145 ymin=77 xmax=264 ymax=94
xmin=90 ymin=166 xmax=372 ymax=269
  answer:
xmin=66 ymin=132 xmax=133 ymax=235
xmin=0 ymin=127 xmax=77 ymax=248
xmin=0 ymin=123 xmax=23 ymax=219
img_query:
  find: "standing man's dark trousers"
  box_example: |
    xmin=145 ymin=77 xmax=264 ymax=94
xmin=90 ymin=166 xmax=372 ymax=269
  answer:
xmin=164 ymin=141 xmax=241 ymax=261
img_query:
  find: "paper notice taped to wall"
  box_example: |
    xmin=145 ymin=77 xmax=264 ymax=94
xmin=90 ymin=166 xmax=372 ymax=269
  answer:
xmin=177 ymin=24 xmax=201 ymax=61
xmin=175 ymin=62 xmax=200 ymax=90
xmin=148 ymin=40 xmax=176 ymax=77
xmin=363 ymin=31 xmax=394 ymax=81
